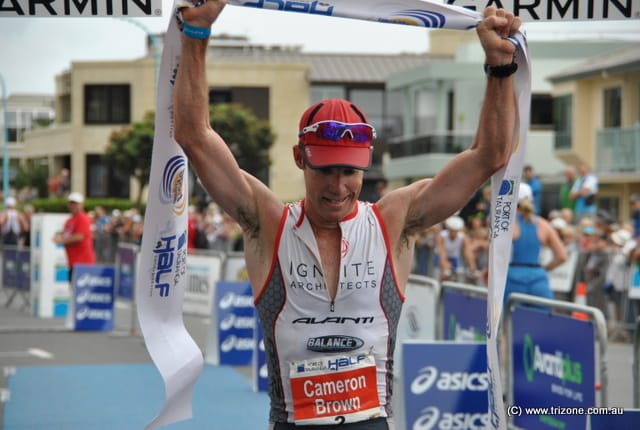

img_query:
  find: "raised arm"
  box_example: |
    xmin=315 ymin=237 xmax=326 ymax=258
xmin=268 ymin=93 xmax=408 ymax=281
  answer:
xmin=378 ymin=7 xmax=521 ymax=240
xmin=173 ymin=0 xmax=282 ymax=237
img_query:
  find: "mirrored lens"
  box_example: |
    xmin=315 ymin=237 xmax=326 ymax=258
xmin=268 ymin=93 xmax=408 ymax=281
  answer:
xmin=312 ymin=122 xmax=374 ymax=142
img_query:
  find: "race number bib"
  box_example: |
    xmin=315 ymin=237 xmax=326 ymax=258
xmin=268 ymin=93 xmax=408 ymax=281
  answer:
xmin=289 ymin=354 xmax=381 ymax=425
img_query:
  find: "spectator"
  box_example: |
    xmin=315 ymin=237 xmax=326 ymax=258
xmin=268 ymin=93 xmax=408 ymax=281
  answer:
xmin=630 ymin=193 xmax=640 ymax=238
xmin=475 ymin=185 xmax=492 ymax=220
xmin=560 ymin=207 xmax=574 ymax=227
xmin=504 ymin=183 xmax=567 ymax=306
xmin=434 ymin=215 xmax=476 ymax=282
xmin=58 ymin=168 xmax=71 ymax=196
xmin=604 ymin=226 xmax=635 ymax=340
xmin=53 ymin=192 xmax=96 ymax=283
xmin=93 ymin=206 xmax=111 ymax=263
xmin=523 ymin=164 xmax=542 ymax=214
xmin=570 ymin=164 xmax=598 ymax=223
xmin=582 ymin=222 xmax=609 ymax=318
xmin=467 ymin=215 xmax=490 ymax=285
xmin=21 ymin=204 xmax=34 ymax=247
xmin=368 ymin=180 xmax=388 ymax=203
xmin=413 ymin=224 xmax=440 ymax=277
xmin=559 ymin=165 xmax=577 ymax=211
xmin=131 ymin=213 xmax=144 ymax=245
xmin=187 ymin=205 xmax=199 ymax=250
xmin=0 ymin=197 xmax=28 ymax=246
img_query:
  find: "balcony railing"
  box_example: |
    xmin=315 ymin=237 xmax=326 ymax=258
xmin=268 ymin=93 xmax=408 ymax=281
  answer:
xmin=388 ymin=132 xmax=474 ymax=158
xmin=596 ymin=124 xmax=640 ymax=174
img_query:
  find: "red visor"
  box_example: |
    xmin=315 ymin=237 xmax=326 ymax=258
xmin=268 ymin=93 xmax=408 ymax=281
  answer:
xmin=298 ymin=99 xmax=374 ymax=170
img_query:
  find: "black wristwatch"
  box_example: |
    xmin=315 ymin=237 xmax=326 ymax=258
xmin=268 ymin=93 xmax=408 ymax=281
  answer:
xmin=484 ymin=62 xmax=518 ymax=78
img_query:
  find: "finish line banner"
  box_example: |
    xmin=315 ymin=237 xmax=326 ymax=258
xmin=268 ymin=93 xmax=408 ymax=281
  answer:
xmin=3 ymin=0 xmax=638 ymax=19
xmin=227 ymin=0 xmax=639 ymax=23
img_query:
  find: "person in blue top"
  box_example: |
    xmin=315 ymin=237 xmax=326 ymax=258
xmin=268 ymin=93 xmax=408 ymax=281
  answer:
xmin=523 ymin=164 xmax=542 ymax=214
xmin=504 ymin=183 xmax=567 ymax=306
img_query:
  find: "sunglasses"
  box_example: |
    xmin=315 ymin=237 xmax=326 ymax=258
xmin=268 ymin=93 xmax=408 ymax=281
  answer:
xmin=299 ymin=121 xmax=376 ymax=143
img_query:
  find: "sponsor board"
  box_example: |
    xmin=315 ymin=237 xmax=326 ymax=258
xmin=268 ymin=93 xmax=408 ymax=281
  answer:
xmin=215 ymin=281 xmax=255 ymax=365
xmin=442 ymin=289 xmax=486 ymax=341
xmin=73 ymin=264 xmax=115 ymax=331
xmin=403 ymin=341 xmax=488 ymax=430
xmin=512 ymin=306 xmax=596 ymax=430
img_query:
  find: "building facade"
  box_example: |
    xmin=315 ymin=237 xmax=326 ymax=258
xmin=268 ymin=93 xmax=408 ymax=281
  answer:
xmin=549 ymin=45 xmax=640 ymax=221
xmin=20 ymin=35 xmax=439 ymax=203
xmin=384 ymin=30 xmax=638 ymax=218
xmin=2 ymin=94 xmax=55 ymax=194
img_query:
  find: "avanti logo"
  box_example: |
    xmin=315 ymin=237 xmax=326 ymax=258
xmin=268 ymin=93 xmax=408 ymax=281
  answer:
xmin=522 ymin=334 xmax=583 ymax=385
xmin=447 ymin=314 xmax=485 ymax=341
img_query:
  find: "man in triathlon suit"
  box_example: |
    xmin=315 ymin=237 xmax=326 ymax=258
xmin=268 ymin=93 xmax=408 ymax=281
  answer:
xmin=173 ymin=2 xmax=521 ymax=428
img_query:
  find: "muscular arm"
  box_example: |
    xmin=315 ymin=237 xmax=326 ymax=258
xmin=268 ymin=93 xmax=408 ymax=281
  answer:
xmin=173 ymin=1 xmax=283 ymax=292
xmin=173 ymin=1 xmax=282 ymax=240
xmin=378 ymin=7 xmax=521 ymax=267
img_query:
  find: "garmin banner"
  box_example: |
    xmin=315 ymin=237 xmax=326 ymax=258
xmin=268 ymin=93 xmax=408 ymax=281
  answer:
xmin=0 ymin=0 xmax=163 ymax=17
xmin=402 ymin=341 xmax=489 ymax=430
xmin=72 ymin=264 xmax=115 ymax=331
xmin=206 ymin=281 xmax=255 ymax=366
xmin=511 ymin=306 xmax=596 ymax=430
xmin=442 ymin=289 xmax=486 ymax=341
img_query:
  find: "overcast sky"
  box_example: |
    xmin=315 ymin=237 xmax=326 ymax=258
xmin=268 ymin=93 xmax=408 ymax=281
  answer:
xmin=1 ymin=0 xmax=639 ymax=95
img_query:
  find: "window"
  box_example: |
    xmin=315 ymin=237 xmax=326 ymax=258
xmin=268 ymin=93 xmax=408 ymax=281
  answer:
xmin=603 ymin=87 xmax=621 ymax=128
xmin=553 ymin=94 xmax=572 ymax=150
xmin=311 ymin=86 xmax=346 ymax=104
xmin=349 ymin=88 xmax=384 ymax=136
xmin=415 ymin=90 xmax=438 ymax=136
xmin=531 ymin=93 xmax=553 ymax=129
xmin=84 ymin=85 xmax=131 ymax=124
xmin=87 ymin=155 xmax=129 ymax=198
xmin=209 ymin=89 xmax=231 ymax=104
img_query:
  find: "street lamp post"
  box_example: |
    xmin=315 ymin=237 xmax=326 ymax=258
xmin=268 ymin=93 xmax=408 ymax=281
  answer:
xmin=0 ymin=73 xmax=9 ymax=201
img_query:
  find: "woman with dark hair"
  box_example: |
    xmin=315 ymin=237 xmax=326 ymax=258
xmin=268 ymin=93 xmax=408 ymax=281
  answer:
xmin=504 ymin=183 xmax=567 ymax=305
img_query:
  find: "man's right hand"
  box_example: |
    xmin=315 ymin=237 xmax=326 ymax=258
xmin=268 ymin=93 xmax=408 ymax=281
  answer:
xmin=180 ymin=0 xmax=227 ymax=30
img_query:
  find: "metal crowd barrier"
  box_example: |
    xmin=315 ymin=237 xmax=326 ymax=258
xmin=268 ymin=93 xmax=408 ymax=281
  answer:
xmin=1 ymin=244 xmax=31 ymax=311
xmin=436 ymin=280 xmax=487 ymax=340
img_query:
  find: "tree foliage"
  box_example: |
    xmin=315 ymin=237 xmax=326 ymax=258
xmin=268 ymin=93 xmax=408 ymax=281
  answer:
xmin=13 ymin=162 xmax=49 ymax=198
xmin=104 ymin=104 xmax=275 ymax=206
xmin=104 ymin=111 xmax=155 ymax=206
xmin=208 ymin=103 xmax=275 ymax=183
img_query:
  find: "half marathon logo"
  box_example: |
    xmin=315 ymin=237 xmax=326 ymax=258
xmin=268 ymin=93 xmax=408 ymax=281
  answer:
xmin=0 ymin=0 xmax=162 ymax=16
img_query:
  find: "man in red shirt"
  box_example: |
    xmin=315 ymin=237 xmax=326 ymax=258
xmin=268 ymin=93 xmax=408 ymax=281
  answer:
xmin=54 ymin=192 xmax=96 ymax=281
